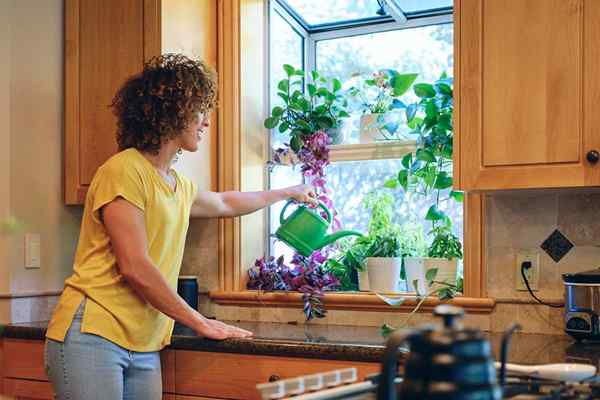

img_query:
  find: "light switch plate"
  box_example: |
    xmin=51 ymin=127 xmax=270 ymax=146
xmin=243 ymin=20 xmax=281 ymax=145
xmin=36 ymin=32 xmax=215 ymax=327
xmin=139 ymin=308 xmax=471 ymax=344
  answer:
xmin=515 ymin=249 xmax=539 ymax=291
xmin=24 ymin=233 xmax=41 ymax=269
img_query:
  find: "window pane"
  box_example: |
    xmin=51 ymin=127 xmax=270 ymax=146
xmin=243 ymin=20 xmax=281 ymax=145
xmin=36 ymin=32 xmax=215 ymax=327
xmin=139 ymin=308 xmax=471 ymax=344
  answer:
xmin=325 ymin=159 xmax=463 ymax=245
xmin=268 ymin=165 xmax=304 ymax=260
xmin=316 ymin=23 xmax=453 ymax=142
xmin=283 ymin=0 xmax=383 ymax=26
xmin=398 ymin=0 xmax=452 ymax=13
xmin=270 ymin=9 xmax=304 ymax=148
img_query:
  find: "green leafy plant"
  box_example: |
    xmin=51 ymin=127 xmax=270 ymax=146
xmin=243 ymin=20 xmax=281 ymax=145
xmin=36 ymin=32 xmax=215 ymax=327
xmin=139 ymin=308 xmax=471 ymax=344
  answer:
xmin=385 ymin=73 xmax=464 ymax=260
xmin=264 ymin=65 xmax=349 ymax=152
xmin=428 ymin=224 xmax=463 ymax=260
xmin=349 ymin=70 xmax=418 ymax=115
xmin=379 ymin=267 xmax=463 ymax=336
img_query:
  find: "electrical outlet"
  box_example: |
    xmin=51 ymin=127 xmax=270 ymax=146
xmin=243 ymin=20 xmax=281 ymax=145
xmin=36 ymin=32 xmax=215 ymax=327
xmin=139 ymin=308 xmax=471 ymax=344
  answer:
xmin=515 ymin=249 xmax=539 ymax=291
xmin=24 ymin=233 xmax=41 ymax=269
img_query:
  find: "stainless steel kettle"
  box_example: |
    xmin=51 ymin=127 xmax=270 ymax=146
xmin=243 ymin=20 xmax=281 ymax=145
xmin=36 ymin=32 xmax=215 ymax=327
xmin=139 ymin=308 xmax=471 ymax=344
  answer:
xmin=377 ymin=305 xmax=519 ymax=400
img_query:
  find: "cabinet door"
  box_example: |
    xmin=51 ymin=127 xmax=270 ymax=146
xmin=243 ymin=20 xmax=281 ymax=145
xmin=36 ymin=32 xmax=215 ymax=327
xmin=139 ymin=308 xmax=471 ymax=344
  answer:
xmin=455 ymin=0 xmax=600 ymax=190
xmin=64 ymin=0 xmax=160 ymax=204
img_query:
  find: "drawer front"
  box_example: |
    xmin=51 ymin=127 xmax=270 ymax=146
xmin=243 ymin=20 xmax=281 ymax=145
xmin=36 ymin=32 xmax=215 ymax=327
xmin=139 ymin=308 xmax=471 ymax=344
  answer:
xmin=175 ymin=351 xmax=379 ymax=400
xmin=3 ymin=339 xmax=47 ymax=381
xmin=3 ymin=378 xmax=54 ymax=399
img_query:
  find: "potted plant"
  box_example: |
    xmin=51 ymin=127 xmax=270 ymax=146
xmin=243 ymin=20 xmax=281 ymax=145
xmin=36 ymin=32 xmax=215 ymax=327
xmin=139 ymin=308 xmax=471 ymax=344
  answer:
xmin=348 ymin=69 xmax=417 ymax=143
xmin=364 ymin=234 xmax=403 ymax=293
xmin=386 ymin=74 xmax=464 ymax=291
xmin=265 ymin=65 xmax=350 ymax=148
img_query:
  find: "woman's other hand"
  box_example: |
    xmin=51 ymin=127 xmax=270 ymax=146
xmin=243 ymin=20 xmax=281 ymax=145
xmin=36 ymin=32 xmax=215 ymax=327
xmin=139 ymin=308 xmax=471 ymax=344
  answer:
xmin=194 ymin=318 xmax=253 ymax=340
xmin=287 ymin=184 xmax=318 ymax=206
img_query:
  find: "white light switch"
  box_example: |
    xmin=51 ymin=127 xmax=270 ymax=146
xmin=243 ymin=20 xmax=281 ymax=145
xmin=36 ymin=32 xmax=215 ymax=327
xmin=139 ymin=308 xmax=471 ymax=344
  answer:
xmin=25 ymin=233 xmax=41 ymax=269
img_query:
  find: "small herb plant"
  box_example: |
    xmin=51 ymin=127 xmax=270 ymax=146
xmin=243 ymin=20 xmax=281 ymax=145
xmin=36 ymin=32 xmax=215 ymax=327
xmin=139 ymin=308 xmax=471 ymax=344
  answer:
xmin=265 ymin=65 xmax=349 ymax=152
xmin=349 ymin=70 xmax=418 ymax=115
xmin=428 ymin=224 xmax=463 ymax=260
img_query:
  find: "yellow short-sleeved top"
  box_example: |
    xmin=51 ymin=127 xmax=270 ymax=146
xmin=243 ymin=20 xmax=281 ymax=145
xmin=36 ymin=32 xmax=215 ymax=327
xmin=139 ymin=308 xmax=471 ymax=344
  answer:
xmin=46 ymin=148 xmax=197 ymax=352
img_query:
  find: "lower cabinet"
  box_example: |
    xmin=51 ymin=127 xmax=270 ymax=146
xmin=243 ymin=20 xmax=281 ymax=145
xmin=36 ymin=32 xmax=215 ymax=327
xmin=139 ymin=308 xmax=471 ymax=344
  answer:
xmin=1 ymin=339 xmax=379 ymax=400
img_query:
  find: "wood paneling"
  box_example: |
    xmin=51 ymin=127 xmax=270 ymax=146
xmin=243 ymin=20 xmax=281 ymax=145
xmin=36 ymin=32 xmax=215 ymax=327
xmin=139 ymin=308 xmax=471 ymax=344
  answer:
xmin=161 ymin=349 xmax=175 ymax=393
xmin=175 ymin=351 xmax=379 ymax=400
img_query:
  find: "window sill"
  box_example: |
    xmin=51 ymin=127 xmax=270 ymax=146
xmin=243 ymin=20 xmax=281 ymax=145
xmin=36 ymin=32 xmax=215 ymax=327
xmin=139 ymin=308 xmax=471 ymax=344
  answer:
xmin=209 ymin=290 xmax=495 ymax=314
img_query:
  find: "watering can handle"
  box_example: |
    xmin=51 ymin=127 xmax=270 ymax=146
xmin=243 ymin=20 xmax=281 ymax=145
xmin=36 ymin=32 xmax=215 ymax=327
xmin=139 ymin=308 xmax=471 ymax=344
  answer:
xmin=279 ymin=200 xmax=332 ymax=225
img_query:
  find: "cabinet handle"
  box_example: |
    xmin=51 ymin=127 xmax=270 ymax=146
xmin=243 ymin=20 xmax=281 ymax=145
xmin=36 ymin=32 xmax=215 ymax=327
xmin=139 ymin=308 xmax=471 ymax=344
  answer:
xmin=587 ymin=150 xmax=600 ymax=164
xmin=268 ymin=374 xmax=281 ymax=382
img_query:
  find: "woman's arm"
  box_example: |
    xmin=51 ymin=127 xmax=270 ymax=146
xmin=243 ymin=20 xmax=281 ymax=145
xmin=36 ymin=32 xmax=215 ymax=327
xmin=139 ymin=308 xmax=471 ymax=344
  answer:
xmin=102 ymin=198 xmax=252 ymax=339
xmin=190 ymin=184 xmax=317 ymax=218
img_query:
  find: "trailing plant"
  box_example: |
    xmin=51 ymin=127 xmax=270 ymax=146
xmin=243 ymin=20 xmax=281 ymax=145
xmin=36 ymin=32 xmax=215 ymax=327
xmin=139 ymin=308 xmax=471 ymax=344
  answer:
xmin=385 ymin=73 xmax=464 ymax=260
xmin=379 ymin=267 xmax=464 ymax=337
xmin=265 ymin=65 xmax=349 ymax=152
xmin=247 ymin=251 xmax=340 ymax=321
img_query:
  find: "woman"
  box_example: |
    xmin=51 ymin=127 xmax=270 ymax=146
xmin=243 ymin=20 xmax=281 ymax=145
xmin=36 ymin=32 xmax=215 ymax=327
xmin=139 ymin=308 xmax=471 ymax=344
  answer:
xmin=45 ymin=54 xmax=316 ymax=400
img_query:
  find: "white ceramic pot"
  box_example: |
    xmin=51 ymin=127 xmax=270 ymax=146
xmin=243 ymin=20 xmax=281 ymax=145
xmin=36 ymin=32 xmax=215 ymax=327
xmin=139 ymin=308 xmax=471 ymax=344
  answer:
xmin=359 ymin=113 xmax=386 ymax=143
xmin=366 ymin=257 xmax=403 ymax=293
xmin=404 ymin=257 xmax=458 ymax=294
xmin=357 ymin=268 xmax=370 ymax=291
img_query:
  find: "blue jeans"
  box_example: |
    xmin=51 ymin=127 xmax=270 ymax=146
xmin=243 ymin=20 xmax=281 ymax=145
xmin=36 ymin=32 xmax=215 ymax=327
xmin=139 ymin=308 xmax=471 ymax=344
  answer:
xmin=44 ymin=301 xmax=162 ymax=400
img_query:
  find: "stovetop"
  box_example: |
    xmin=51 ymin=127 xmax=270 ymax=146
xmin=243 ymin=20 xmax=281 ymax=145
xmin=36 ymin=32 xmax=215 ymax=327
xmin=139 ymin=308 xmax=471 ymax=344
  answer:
xmin=256 ymin=369 xmax=600 ymax=400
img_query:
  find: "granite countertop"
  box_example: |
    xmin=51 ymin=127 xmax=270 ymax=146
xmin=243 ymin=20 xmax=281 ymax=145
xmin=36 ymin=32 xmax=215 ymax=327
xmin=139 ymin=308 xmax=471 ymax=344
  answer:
xmin=1 ymin=320 xmax=594 ymax=365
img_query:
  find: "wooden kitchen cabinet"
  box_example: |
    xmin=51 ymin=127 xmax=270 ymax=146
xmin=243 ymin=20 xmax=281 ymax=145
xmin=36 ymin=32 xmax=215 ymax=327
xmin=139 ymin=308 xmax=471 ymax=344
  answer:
xmin=64 ymin=0 xmax=218 ymax=204
xmin=175 ymin=351 xmax=380 ymax=400
xmin=455 ymin=0 xmax=600 ymax=190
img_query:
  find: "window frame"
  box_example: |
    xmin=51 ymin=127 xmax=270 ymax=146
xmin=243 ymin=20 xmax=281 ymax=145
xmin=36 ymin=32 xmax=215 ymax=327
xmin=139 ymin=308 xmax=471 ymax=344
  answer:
xmin=211 ymin=0 xmax=494 ymax=314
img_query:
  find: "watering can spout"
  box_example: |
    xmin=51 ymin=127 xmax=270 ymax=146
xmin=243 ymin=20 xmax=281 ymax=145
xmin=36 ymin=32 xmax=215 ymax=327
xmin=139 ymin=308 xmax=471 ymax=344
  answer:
xmin=318 ymin=230 xmax=363 ymax=249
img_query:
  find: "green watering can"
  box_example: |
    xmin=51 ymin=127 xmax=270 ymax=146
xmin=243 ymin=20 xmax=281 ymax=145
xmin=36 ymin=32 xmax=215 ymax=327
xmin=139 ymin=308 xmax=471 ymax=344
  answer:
xmin=275 ymin=200 xmax=362 ymax=257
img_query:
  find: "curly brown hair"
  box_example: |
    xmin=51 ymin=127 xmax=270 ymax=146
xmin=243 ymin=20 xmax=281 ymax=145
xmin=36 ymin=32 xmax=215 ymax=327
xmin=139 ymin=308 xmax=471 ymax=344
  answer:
xmin=111 ymin=53 xmax=217 ymax=154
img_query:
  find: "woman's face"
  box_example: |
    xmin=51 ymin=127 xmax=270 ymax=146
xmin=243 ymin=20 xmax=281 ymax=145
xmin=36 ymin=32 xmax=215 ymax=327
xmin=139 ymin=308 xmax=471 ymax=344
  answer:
xmin=179 ymin=112 xmax=210 ymax=152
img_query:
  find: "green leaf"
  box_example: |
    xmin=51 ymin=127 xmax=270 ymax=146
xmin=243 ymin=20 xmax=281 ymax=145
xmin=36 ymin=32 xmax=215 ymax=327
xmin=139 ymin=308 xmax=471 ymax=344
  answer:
xmin=397 ymin=170 xmax=408 ymax=191
xmin=425 ymin=267 xmax=438 ymax=282
xmin=264 ymin=117 xmax=279 ymax=129
xmin=294 ymin=69 xmax=305 ymax=76
xmin=381 ymin=323 xmax=397 ymax=338
xmin=278 ymin=121 xmax=289 ymax=133
xmin=384 ymin=179 xmax=398 ymax=189
xmin=406 ymin=104 xmax=417 ymax=123
xmin=316 ymin=116 xmax=334 ymax=129
xmin=414 ymin=83 xmax=436 ymax=98
xmin=297 ymin=120 xmax=311 ymax=131
xmin=290 ymin=135 xmax=302 ymax=152
xmin=408 ymin=117 xmax=423 ymax=130
xmin=435 ymin=82 xmax=453 ymax=96
xmin=332 ymin=78 xmax=342 ymax=92
xmin=376 ymin=293 xmax=406 ymax=307
xmin=307 ymin=84 xmax=317 ymax=97
xmin=416 ymin=148 xmax=436 ymax=162
xmin=277 ymin=93 xmax=288 ymax=103
xmin=277 ymin=80 xmax=289 ymax=92
xmin=392 ymin=73 xmax=418 ymax=97
xmin=311 ymin=71 xmax=319 ymax=81
xmin=401 ymin=153 xmax=413 ymax=169
xmin=449 ymin=190 xmax=464 ymax=203
xmin=283 ymin=64 xmax=295 ymax=76
xmin=338 ymin=110 xmax=350 ymax=118
xmin=425 ymin=205 xmax=446 ymax=221
xmin=271 ymin=106 xmax=284 ymax=117
xmin=365 ymin=79 xmax=376 ymax=86
xmin=391 ymin=99 xmax=406 ymax=109
xmin=434 ymin=171 xmax=453 ymax=189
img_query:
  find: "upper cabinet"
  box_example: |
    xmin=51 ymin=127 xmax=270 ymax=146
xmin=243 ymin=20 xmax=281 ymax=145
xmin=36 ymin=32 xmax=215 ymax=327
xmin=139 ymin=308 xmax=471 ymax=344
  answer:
xmin=64 ymin=0 xmax=217 ymax=205
xmin=455 ymin=0 xmax=600 ymax=190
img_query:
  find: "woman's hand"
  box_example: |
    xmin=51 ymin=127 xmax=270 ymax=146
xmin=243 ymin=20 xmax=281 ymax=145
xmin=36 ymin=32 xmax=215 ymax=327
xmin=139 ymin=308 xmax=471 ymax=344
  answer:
xmin=286 ymin=184 xmax=318 ymax=206
xmin=194 ymin=318 xmax=253 ymax=340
